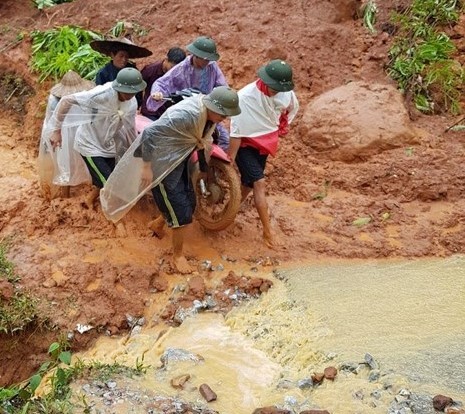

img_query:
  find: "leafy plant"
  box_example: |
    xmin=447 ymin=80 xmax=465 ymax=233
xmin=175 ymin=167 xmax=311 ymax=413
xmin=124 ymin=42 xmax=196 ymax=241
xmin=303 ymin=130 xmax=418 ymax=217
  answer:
xmin=30 ymin=26 xmax=107 ymax=82
xmin=109 ymin=21 xmax=148 ymax=38
xmin=387 ymin=0 xmax=465 ymax=114
xmin=362 ymin=0 xmax=378 ymax=33
xmin=33 ymin=0 xmax=73 ymax=10
xmin=0 ymin=339 xmax=150 ymax=413
xmin=0 ymin=341 xmax=74 ymax=413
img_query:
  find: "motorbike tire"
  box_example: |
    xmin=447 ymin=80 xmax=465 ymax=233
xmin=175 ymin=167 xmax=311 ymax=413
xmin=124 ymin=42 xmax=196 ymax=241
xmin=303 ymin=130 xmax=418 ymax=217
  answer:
xmin=193 ymin=158 xmax=241 ymax=231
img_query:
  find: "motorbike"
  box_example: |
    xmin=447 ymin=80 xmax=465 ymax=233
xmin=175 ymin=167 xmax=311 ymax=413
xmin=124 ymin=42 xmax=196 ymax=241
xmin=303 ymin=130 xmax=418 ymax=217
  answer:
xmin=135 ymin=89 xmax=241 ymax=231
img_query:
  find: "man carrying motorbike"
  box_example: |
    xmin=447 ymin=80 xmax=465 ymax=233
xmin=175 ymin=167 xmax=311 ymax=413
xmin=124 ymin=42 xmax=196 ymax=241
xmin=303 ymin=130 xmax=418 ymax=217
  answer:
xmin=100 ymin=86 xmax=241 ymax=274
xmin=228 ymin=59 xmax=299 ymax=248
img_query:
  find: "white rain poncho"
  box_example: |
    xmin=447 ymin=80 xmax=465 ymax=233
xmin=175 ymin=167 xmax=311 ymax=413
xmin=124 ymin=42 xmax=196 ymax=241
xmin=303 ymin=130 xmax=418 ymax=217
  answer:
xmin=230 ymin=81 xmax=299 ymax=155
xmin=38 ymin=94 xmax=91 ymax=187
xmin=100 ymin=94 xmax=214 ymax=222
xmin=44 ymin=83 xmax=137 ymax=182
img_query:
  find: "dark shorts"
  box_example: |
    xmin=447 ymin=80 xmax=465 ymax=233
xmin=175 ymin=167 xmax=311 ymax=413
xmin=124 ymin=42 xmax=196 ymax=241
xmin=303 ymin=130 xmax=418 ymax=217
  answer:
xmin=151 ymin=159 xmax=196 ymax=228
xmin=235 ymin=146 xmax=268 ymax=188
xmin=82 ymin=156 xmax=115 ymax=188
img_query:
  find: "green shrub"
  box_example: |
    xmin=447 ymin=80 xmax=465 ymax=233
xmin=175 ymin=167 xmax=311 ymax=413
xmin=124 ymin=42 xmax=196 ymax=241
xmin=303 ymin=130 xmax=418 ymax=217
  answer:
xmin=33 ymin=0 xmax=73 ymax=10
xmin=30 ymin=26 xmax=107 ymax=82
xmin=387 ymin=0 xmax=464 ymax=114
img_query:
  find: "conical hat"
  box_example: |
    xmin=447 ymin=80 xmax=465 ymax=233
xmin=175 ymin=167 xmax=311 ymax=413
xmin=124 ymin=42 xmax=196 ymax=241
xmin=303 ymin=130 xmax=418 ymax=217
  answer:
xmin=90 ymin=37 xmax=152 ymax=59
xmin=50 ymin=70 xmax=95 ymax=98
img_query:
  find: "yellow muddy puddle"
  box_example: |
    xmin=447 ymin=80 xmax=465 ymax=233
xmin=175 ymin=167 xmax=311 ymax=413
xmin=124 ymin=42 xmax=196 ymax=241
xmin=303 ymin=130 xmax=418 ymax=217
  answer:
xmin=73 ymin=256 xmax=465 ymax=413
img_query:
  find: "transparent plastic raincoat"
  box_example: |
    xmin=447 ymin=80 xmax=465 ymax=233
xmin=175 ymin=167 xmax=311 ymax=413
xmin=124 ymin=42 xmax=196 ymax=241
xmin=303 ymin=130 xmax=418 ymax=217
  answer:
xmin=38 ymin=94 xmax=91 ymax=187
xmin=42 ymin=84 xmax=137 ymax=185
xmin=100 ymin=94 xmax=214 ymax=222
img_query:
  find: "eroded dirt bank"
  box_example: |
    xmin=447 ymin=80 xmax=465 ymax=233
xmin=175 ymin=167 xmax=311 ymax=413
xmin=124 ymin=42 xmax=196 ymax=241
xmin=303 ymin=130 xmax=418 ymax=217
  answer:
xmin=1 ymin=0 xmax=465 ymax=386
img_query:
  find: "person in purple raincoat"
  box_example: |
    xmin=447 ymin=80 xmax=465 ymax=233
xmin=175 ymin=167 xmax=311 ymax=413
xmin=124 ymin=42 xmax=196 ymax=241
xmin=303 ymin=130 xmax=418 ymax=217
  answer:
xmin=147 ymin=36 xmax=230 ymax=149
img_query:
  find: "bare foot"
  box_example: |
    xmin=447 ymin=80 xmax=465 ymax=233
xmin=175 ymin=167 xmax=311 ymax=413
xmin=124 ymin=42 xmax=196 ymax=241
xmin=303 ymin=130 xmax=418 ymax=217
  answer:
xmin=83 ymin=188 xmax=99 ymax=210
xmin=173 ymin=255 xmax=194 ymax=274
xmin=114 ymin=222 xmax=127 ymax=238
xmin=148 ymin=216 xmax=165 ymax=239
xmin=263 ymin=232 xmax=283 ymax=249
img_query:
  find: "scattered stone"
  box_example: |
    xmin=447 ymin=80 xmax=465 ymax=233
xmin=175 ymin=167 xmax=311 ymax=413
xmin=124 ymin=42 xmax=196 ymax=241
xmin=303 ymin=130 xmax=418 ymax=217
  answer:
xmin=433 ymin=395 xmax=454 ymax=411
xmin=364 ymin=353 xmax=379 ymax=370
xmin=126 ymin=314 xmax=145 ymax=328
xmin=252 ymin=407 xmax=291 ymax=414
xmin=75 ymin=323 xmax=93 ymax=334
xmin=353 ymin=389 xmax=364 ymax=400
xmin=106 ymin=381 xmax=117 ymax=389
xmin=297 ymin=378 xmax=313 ymax=389
xmin=170 ymin=374 xmax=191 ymax=389
xmin=368 ymin=369 xmax=380 ymax=382
xmin=199 ymin=383 xmax=217 ymax=402
xmin=311 ymin=372 xmax=325 ymax=384
xmin=339 ymin=361 xmax=360 ymax=373
xmin=160 ymin=348 xmax=205 ymax=368
xmin=200 ymin=260 xmax=213 ymax=271
xmin=371 ymin=390 xmax=382 ymax=400
xmin=277 ymin=379 xmax=294 ymax=389
xmin=323 ymin=366 xmax=337 ymax=380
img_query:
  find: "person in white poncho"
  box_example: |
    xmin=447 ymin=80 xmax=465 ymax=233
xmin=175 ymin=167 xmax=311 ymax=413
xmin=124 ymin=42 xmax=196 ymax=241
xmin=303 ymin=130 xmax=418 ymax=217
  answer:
xmin=100 ymin=86 xmax=241 ymax=274
xmin=48 ymin=68 xmax=146 ymax=208
xmin=38 ymin=70 xmax=94 ymax=199
xmin=228 ymin=60 xmax=299 ymax=248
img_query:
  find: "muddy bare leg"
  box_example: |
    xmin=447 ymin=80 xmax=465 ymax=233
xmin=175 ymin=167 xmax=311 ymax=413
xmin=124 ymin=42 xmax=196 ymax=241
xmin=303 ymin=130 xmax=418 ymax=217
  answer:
xmin=241 ymin=185 xmax=252 ymax=203
xmin=253 ymin=178 xmax=281 ymax=248
xmin=148 ymin=215 xmax=166 ymax=239
xmin=172 ymin=226 xmax=193 ymax=274
xmin=84 ymin=186 xmax=100 ymax=209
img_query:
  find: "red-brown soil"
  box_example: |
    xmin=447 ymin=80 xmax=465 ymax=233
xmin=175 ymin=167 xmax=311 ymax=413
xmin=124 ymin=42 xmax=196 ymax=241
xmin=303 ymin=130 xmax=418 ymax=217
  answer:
xmin=1 ymin=0 xmax=465 ymax=386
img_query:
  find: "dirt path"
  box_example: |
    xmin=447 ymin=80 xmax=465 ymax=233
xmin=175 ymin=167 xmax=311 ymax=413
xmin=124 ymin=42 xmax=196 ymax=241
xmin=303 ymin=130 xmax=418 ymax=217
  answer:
xmin=1 ymin=0 xmax=465 ymax=386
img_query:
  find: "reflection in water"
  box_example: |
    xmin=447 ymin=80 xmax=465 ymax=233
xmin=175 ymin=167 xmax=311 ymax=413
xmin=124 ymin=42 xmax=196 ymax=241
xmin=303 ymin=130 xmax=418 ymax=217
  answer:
xmin=76 ymin=257 xmax=465 ymax=413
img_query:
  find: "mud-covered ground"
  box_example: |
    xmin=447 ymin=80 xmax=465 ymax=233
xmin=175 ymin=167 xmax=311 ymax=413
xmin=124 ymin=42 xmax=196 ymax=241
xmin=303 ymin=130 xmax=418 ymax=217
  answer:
xmin=1 ymin=0 xmax=465 ymax=386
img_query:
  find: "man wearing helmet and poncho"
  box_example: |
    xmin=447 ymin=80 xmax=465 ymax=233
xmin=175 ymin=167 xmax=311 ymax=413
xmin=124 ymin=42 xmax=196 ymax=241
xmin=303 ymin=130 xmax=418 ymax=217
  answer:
xmin=100 ymin=86 xmax=241 ymax=274
xmin=228 ymin=59 xmax=299 ymax=248
xmin=48 ymin=67 xmax=146 ymax=209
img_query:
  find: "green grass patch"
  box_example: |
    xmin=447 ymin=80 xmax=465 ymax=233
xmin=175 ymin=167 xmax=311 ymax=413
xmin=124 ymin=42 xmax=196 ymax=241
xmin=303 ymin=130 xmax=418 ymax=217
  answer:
xmin=387 ymin=0 xmax=465 ymax=114
xmin=0 ymin=240 xmax=40 ymax=335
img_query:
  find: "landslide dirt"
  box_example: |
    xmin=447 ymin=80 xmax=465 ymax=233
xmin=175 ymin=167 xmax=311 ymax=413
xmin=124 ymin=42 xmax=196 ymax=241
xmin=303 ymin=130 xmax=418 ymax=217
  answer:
xmin=1 ymin=0 xmax=465 ymax=385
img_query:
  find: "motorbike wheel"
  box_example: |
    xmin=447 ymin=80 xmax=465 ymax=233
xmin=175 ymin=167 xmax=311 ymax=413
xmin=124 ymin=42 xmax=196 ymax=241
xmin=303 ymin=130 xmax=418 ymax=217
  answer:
xmin=193 ymin=158 xmax=241 ymax=231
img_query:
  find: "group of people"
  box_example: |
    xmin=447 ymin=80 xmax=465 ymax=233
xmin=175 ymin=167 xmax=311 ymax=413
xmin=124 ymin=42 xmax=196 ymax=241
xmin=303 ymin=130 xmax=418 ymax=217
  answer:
xmin=40 ymin=34 xmax=299 ymax=273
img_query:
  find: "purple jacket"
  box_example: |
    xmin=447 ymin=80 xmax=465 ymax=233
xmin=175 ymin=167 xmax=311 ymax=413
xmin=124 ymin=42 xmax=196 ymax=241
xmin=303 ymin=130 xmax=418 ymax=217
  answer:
xmin=146 ymin=56 xmax=228 ymax=113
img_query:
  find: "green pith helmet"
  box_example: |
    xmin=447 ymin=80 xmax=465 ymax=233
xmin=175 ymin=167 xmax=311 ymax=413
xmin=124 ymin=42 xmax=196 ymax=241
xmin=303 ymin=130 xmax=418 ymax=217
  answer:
xmin=258 ymin=59 xmax=294 ymax=92
xmin=112 ymin=68 xmax=147 ymax=94
xmin=203 ymin=86 xmax=241 ymax=117
xmin=186 ymin=36 xmax=220 ymax=61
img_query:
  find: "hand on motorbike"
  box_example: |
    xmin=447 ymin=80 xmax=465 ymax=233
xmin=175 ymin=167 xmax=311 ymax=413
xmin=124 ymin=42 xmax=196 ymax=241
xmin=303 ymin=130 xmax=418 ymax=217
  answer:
xmin=140 ymin=162 xmax=153 ymax=189
xmin=50 ymin=130 xmax=62 ymax=150
xmin=150 ymin=92 xmax=164 ymax=101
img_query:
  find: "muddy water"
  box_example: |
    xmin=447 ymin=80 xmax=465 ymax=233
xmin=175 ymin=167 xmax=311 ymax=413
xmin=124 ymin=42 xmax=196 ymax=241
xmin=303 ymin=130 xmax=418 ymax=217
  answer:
xmin=282 ymin=256 xmax=465 ymax=408
xmin=75 ymin=257 xmax=465 ymax=413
